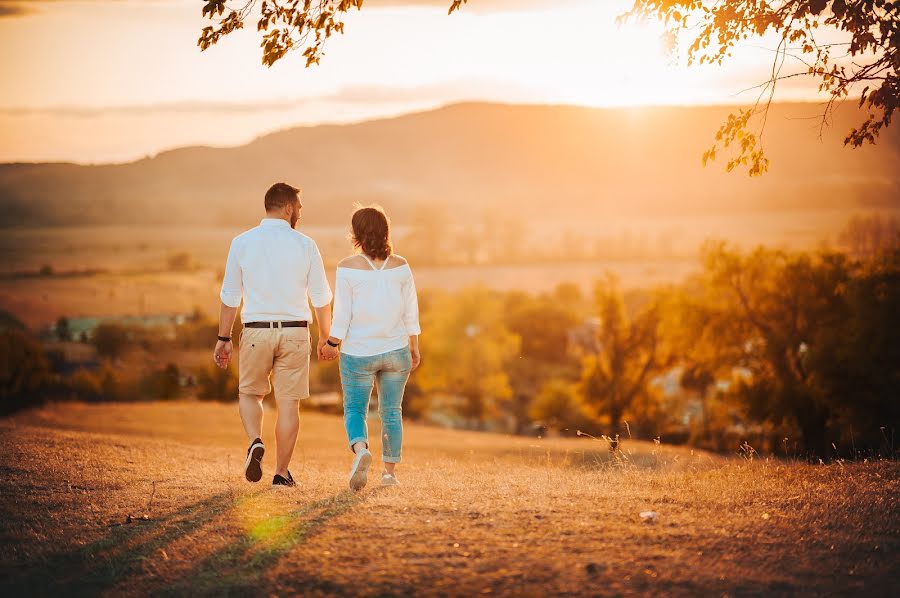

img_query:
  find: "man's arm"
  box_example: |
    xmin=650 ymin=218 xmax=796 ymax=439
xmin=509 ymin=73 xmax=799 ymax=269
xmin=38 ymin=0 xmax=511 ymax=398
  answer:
xmin=215 ymin=302 xmax=239 ymax=369
xmin=216 ymin=239 xmax=242 ymax=369
xmin=307 ymin=241 xmax=335 ymax=360
xmin=314 ymin=303 xmax=335 ymax=361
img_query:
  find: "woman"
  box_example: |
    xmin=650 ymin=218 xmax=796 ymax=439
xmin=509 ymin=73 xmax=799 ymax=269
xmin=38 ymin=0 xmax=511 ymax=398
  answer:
xmin=323 ymin=205 xmax=421 ymax=491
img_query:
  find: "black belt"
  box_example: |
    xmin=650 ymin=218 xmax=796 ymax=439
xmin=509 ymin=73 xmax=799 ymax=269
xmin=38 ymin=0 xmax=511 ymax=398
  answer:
xmin=244 ymin=321 xmax=308 ymax=328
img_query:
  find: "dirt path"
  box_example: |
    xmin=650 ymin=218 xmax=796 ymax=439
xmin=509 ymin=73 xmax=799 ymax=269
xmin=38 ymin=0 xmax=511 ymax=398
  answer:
xmin=1 ymin=402 xmax=897 ymax=596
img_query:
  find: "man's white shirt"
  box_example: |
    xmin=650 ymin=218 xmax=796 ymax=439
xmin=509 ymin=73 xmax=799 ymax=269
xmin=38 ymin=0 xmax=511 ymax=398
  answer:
xmin=220 ymin=218 xmax=333 ymax=323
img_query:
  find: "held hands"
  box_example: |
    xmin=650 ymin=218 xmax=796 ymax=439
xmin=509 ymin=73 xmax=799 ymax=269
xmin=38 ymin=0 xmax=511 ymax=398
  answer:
xmin=317 ymin=337 xmax=339 ymax=361
xmin=214 ymin=339 xmax=233 ymax=369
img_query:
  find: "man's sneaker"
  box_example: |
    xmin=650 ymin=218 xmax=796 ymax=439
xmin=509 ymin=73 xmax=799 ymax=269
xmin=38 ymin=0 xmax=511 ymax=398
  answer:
xmin=348 ymin=448 xmax=372 ymax=491
xmin=244 ymin=438 xmax=265 ymax=483
xmin=272 ymin=471 xmax=295 ymax=487
xmin=381 ymin=472 xmax=400 ymax=487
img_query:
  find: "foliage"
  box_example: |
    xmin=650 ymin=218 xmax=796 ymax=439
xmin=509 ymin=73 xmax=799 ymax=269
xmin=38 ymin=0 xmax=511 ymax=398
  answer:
xmin=579 ymin=276 xmax=664 ymax=437
xmin=416 ymin=287 xmax=520 ymax=428
xmin=198 ymin=1 xmax=472 ymax=68
xmin=528 ymin=379 xmax=590 ymax=433
xmin=697 ymin=241 xmax=900 ymax=457
xmin=0 ymin=310 xmax=27 ymax=332
xmin=819 ymin=248 xmax=900 ymax=450
xmin=0 ymin=329 xmax=52 ymax=413
xmin=623 ymin=0 xmax=899 ymax=175
xmin=64 ymin=365 xmax=128 ymax=403
xmin=838 ymin=212 xmax=900 ymax=259
xmin=196 ymin=363 xmax=240 ymax=401
xmin=139 ymin=363 xmax=183 ymax=400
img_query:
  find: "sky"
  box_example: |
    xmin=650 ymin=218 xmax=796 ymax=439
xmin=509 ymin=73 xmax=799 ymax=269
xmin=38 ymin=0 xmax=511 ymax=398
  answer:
xmin=0 ymin=0 xmax=832 ymax=163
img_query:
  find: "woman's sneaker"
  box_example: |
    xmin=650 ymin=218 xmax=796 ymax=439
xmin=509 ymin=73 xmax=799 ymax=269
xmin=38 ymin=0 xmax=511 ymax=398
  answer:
xmin=244 ymin=438 xmax=265 ymax=483
xmin=348 ymin=448 xmax=372 ymax=491
xmin=380 ymin=472 xmax=400 ymax=487
xmin=272 ymin=471 xmax=296 ymax=487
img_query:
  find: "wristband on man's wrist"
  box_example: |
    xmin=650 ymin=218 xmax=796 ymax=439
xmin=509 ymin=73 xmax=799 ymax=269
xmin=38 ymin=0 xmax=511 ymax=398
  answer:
xmin=217 ymin=335 xmax=232 ymax=342
xmin=326 ymin=338 xmax=340 ymax=347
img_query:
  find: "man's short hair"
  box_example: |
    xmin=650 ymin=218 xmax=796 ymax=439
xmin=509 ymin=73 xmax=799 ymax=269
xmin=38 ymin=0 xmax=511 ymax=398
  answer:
xmin=264 ymin=183 xmax=301 ymax=211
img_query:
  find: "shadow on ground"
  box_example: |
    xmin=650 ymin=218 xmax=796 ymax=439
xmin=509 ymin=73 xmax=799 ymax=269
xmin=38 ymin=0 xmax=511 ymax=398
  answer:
xmin=2 ymin=489 xmax=361 ymax=597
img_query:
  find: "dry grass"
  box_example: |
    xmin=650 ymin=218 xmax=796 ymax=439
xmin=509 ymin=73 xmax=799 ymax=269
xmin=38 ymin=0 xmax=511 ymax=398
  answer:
xmin=1 ymin=401 xmax=898 ymax=597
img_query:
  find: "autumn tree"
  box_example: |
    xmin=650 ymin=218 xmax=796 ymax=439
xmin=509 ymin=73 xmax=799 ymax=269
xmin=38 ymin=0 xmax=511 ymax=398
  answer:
xmin=661 ymin=278 xmax=748 ymax=445
xmin=622 ymin=1 xmax=899 ymax=175
xmin=415 ymin=287 xmax=520 ymax=428
xmin=696 ymin=241 xmax=900 ymax=457
xmin=579 ymin=276 xmax=663 ymax=442
xmin=838 ymin=213 xmax=900 ymax=259
xmin=500 ymin=289 xmax=582 ymax=433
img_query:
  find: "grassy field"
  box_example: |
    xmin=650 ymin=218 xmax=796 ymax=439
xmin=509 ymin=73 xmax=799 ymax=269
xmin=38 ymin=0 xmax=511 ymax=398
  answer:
xmin=0 ymin=402 xmax=897 ymax=597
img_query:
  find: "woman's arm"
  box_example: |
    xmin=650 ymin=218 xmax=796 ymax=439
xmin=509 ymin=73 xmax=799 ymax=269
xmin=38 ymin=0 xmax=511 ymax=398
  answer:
xmin=327 ymin=272 xmax=353 ymax=351
xmin=408 ymin=334 xmax=420 ymax=371
xmin=403 ymin=267 xmax=421 ymax=370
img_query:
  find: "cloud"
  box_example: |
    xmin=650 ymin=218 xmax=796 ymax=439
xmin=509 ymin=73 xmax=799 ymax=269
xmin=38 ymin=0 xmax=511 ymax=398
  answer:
xmin=0 ymin=80 xmax=533 ymax=117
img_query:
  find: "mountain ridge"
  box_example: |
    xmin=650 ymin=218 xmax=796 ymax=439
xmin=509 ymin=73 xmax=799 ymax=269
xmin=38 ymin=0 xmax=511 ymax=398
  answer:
xmin=1 ymin=101 xmax=897 ymax=228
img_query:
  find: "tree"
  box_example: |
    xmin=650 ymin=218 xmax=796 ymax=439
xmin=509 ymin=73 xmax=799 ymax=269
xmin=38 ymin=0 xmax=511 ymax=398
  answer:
xmin=416 ymin=287 xmax=520 ymax=428
xmin=815 ymin=247 xmax=900 ymax=453
xmin=199 ymin=1 xmax=473 ymax=67
xmin=661 ymin=279 xmax=747 ymax=445
xmin=623 ymin=1 xmax=899 ymax=175
xmin=700 ymin=242 xmax=857 ymax=457
xmin=838 ymin=213 xmax=900 ymax=260
xmin=579 ymin=276 xmax=663 ymax=441
xmin=55 ymin=317 xmax=71 ymax=342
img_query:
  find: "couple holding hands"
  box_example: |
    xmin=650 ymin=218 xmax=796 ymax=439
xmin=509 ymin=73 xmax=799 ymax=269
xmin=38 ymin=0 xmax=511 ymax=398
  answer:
xmin=214 ymin=182 xmax=420 ymax=491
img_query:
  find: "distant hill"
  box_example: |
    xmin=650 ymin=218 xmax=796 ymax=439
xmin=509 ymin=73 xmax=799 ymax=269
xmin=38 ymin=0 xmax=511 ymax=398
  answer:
xmin=1 ymin=102 xmax=897 ymax=228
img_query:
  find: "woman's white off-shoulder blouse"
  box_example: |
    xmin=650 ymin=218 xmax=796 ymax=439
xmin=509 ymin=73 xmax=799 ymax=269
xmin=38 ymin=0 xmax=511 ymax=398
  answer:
xmin=330 ymin=259 xmax=421 ymax=357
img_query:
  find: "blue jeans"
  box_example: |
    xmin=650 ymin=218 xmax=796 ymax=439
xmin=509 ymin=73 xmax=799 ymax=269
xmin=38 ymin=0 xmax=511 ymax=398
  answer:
xmin=339 ymin=346 xmax=412 ymax=463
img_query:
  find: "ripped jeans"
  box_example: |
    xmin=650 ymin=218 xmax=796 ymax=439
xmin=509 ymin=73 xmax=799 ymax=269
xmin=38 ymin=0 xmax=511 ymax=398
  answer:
xmin=339 ymin=346 xmax=412 ymax=463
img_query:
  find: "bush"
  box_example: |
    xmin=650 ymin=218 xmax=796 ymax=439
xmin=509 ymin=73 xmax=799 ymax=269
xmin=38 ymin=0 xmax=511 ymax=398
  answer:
xmin=139 ymin=363 xmax=182 ymax=400
xmin=92 ymin=324 xmax=130 ymax=359
xmin=0 ymin=329 xmax=52 ymax=414
xmin=196 ymin=364 xmax=239 ymax=401
xmin=64 ymin=365 xmax=128 ymax=402
xmin=529 ymin=380 xmax=591 ymax=434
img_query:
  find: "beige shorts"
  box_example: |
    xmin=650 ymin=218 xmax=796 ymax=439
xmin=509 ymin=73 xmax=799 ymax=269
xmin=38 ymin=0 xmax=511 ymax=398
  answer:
xmin=239 ymin=326 xmax=311 ymax=401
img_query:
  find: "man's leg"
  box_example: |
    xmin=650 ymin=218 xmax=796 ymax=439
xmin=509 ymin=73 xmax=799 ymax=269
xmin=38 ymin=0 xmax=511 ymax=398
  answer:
xmin=238 ymin=327 xmax=275 ymax=482
xmin=271 ymin=327 xmax=311 ymax=480
xmin=274 ymin=398 xmax=300 ymax=477
xmin=239 ymin=393 xmax=265 ymax=441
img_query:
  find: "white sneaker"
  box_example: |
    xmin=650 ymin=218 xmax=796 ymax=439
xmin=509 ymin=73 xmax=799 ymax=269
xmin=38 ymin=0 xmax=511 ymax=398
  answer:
xmin=349 ymin=448 xmax=372 ymax=491
xmin=380 ymin=472 xmax=400 ymax=487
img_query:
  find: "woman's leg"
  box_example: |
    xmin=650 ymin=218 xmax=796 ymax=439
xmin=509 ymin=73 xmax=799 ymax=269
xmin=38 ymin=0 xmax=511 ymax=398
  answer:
xmin=375 ymin=348 xmax=412 ymax=471
xmin=339 ymin=353 xmax=377 ymax=454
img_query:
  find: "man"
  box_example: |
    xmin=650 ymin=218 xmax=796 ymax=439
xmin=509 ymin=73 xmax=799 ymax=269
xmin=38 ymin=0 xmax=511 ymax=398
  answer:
xmin=214 ymin=182 xmax=335 ymax=487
